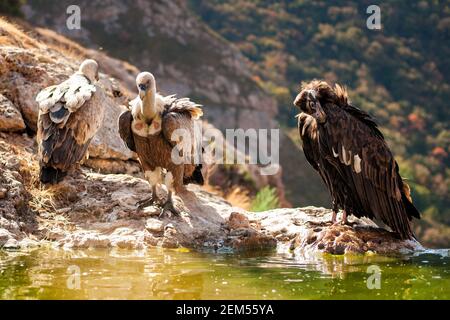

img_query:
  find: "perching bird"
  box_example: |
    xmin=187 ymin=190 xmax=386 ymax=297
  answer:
xmin=118 ymin=72 xmax=204 ymax=216
xmin=36 ymin=59 xmax=105 ymax=184
xmin=293 ymin=80 xmax=420 ymax=240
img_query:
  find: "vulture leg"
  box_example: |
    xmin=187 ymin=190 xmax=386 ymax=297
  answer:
xmin=331 ymin=202 xmax=338 ymax=224
xmin=137 ymin=185 xmax=161 ymax=210
xmin=332 ymin=210 xmax=348 ymax=225
xmin=159 ymin=171 xmax=181 ymax=217
xmin=341 ymin=210 xmax=357 ymax=226
xmin=138 ymin=169 xmax=164 ymax=210
xmin=159 ymin=190 xmax=181 ymax=217
xmin=334 ymin=210 xmax=354 ymax=226
xmin=341 ymin=210 xmax=348 ymax=225
xmin=331 ymin=211 xmax=338 ymax=224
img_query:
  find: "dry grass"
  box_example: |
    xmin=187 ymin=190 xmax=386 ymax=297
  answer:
xmin=34 ymin=27 xmax=87 ymax=61
xmin=28 ymin=185 xmax=57 ymax=214
xmin=15 ymin=140 xmax=77 ymax=237
xmin=0 ymin=17 xmax=85 ymax=62
xmin=0 ymin=17 xmax=41 ymax=48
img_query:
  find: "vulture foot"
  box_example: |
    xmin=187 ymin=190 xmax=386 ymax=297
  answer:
xmin=137 ymin=196 xmax=160 ymax=210
xmin=332 ymin=219 xmax=356 ymax=227
xmin=159 ymin=199 xmax=181 ymax=218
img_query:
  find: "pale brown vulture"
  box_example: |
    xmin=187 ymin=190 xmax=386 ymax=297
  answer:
xmin=293 ymin=80 xmax=420 ymax=240
xmin=118 ymin=72 xmax=204 ymax=216
xmin=36 ymin=59 xmax=105 ymax=184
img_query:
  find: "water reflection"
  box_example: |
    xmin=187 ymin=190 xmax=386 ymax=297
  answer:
xmin=0 ymin=248 xmax=448 ymax=300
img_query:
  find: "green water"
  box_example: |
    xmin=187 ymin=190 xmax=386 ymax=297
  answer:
xmin=0 ymin=247 xmax=448 ymax=300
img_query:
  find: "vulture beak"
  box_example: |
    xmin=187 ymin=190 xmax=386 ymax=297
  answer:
xmin=303 ymin=90 xmax=326 ymax=123
xmin=293 ymin=93 xmax=302 ymax=107
xmin=138 ymin=84 xmax=148 ymax=98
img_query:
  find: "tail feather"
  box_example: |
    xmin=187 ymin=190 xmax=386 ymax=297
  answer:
xmin=183 ymin=165 xmax=204 ymax=186
xmin=40 ymin=165 xmax=67 ymax=184
xmin=402 ymin=193 xmax=421 ymax=220
xmin=165 ymin=98 xmax=203 ymax=120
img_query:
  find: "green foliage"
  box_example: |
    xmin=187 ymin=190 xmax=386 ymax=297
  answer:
xmin=190 ymin=0 xmax=450 ymax=224
xmin=250 ymin=186 xmax=280 ymax=212
xmin=0 ymin=0 xmax=25 ymax=17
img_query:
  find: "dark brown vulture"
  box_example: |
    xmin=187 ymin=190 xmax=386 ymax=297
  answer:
xmin=36 ymin=59 xmax=105 ymax=184
xmin=293 ymin=80 xmax=420 ymax=240
xmin=118 ymin=72 xmax=204 ymax=216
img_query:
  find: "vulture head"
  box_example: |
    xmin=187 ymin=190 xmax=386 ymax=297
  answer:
xmin=136 ymin=72 xmax=156 ymax=99
xmin=79 ymin=59 xmax=99 ymax=83
xmin=294 ymin=80 xmax=349 ymax=123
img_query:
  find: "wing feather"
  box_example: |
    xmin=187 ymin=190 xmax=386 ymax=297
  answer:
xmin=36 ymin=74 xmax=103 ymax=172
xmin=319 ymin=103 xmax=419 ymax=239
xmin=118 ymin=110 xmax=136 ymax=153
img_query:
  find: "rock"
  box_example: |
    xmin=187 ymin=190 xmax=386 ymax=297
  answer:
xmin=0 ymin=228 xmax=13 ymax=247
xmin=253 ymin=208 xmax=423 ymax=256
xmin=145 ymin=218 xmax=164 ymax=233
xmin=228 ymin=212 xmax=250 ymax=230
xmin=87 ymin=102 xmax=136 ymax=161
xmin=0 ymin=94 xmax=26 ymax=132
xmin=83 ymin=158 xmax=141 ymax=175
xmin=3 ymin=238 xmax=19 ymax=249
xmin=0 ymin=188 xmax=7 ymax=199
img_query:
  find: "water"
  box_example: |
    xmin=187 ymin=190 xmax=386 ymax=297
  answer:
xmin=0 ymin=247 xmax=448 ymax=300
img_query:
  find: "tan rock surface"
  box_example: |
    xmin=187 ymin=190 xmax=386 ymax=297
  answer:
xmin=0 ymin=94 xmax=26 ymax=132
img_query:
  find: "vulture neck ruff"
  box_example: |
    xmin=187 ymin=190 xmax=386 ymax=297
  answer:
xmin=131 ymin=92 xmax=165 ymax=138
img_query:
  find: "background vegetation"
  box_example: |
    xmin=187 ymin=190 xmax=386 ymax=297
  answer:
xmin=250 ymin=186 xmax=280 ymax=212
xmin=189 ymin=0 xmax=450 ymax=227
xmin=0 ymin=0 xmax=24 ymax=17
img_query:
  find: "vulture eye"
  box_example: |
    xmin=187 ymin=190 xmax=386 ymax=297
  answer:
xmin=138 ymin=84 xmax=148 ymax=91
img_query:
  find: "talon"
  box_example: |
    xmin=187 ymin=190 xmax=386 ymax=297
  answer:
xmin=137 ymin=194 xmax=161 ymax=210
xmin=137 ymin=186 xmax=160 ymax=210
xmin=159 ymin=199 xmax=181 ymax=218
xmin=137 ymin=197 xmax=155 ymax=210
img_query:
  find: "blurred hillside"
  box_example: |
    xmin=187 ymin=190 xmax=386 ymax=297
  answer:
xmin=189 ymin=0 xmax=450 ymax=232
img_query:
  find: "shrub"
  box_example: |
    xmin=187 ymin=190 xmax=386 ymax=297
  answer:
xmin=250 ymin=186 xmax=280 ymax=212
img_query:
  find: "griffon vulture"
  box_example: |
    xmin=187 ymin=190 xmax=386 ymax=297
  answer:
xmin=293 ymin=80 xmax=420 ymax=240
xmin=36 ymin=59 xmax=105 ymax=184
xmin=118 ymin=72 xmax=204 ymax=216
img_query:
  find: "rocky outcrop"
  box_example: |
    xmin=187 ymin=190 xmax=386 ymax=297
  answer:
xmin=0 ymin=94 xmax=26 ymax=132
xmin=0 ymin=45 xmax=134 ymax=158
xmin=254 ymin=208 xmax=422 ymax=255
xmin=0 ymin=131 xmax=421 ymax=255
